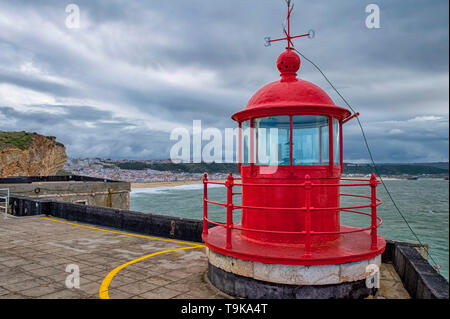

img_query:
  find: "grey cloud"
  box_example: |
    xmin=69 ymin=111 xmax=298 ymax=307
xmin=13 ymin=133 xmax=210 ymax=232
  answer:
xmin=0 ymin=0 xmax=448 ymax=161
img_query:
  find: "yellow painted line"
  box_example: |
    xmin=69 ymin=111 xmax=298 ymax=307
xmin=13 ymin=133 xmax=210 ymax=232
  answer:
xmin=41 ymin=216 xmax=206 ymax=299
xmin=41 ymin=217 xmax=198 ymax=246
xmin=99 ymin=245 xmax=204 ymax=299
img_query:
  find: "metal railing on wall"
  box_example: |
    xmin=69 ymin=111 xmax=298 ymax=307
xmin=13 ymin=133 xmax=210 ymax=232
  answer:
xmin=0 ymin=188 xmax=10 ymax=219
xmin=202 ymin=173 xmax=382 ymax=258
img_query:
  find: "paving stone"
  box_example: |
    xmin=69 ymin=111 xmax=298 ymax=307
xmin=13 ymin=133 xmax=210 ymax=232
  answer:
xmin=77 ymin=281 xmax=101 ymax=296
xmin=144 ymin=276 xmax=173 ymax=287
xmin=0 ymin=286 xmax=10 ymax=296
xmin=158 ymin=271 xmax=192 ymax=282
xmin=26 ymin=267 xmax=63 ymax=277
xmin=0 ymin=273 xmax=35 ymax=286
xmin=20 ymin=284 xmax=62 ymax=297
xmin=108 ymin=289 xmax=134 ymax=299
xmin=1 ymin=278 xmax=48 ymax=293
xmin=82 ymin=274 xmax=104 ymax=282
xmin=19 ymin=263 xmax=47 ymax=272
xmin=166 ymin=282 xmax=192 ymax=293
xmin=38 ymin=289 xmax=86 ymax=299
xmin=0 ymin=255 xmax=19 ymax=262
xmin=116 ymin=281 xmax=159 ymax=295
xmin=140 ymin=286 xmax=182 ymax=299
xmin=1 ymin=258 xmax=30 ymax=267
xmin=108 ymin=276 xmax=139 ymax=288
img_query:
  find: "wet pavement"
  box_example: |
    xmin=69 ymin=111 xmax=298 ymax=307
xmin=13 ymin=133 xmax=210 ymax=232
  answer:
xmin=0 ymin=215 xmax=409 ymax=299
xmin=0 ymin=215 xmax=228 ymax=299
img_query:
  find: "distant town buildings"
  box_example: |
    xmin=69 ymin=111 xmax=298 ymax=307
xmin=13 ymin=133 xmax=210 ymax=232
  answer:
xmin=64 ymin=158 xmax=448 ymax=182
xmin=64 ymin=158 xmax=229 ymax=182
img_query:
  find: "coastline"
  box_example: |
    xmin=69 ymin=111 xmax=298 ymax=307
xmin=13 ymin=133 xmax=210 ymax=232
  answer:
xmin=131 ymin=180 xmax=204 ymax=188
xmin=130 ymin=176 xmax=404 ymax=189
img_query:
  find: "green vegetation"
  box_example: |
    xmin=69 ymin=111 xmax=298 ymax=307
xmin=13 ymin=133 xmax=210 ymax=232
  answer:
xmin=114 ymin=160 xmax=448 ymax=176
xmin=0 ymin=131 xmax=34 ymax=150
xmin=343 ymin=163 xmax=448 ymax=176
xmin=116 ymin=162 xmax=239 ymax=174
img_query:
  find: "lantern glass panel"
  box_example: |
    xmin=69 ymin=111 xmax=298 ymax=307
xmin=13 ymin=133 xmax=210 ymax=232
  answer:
xmin=254 ymin=116 xmax=290 ymax=165
xmin=241 ymin=120 xmax=250 ymax=165
xmin=333 ymin=118 xmax=340 ymax=165
xmin=292 ymin=116 xmax=329 ymax=165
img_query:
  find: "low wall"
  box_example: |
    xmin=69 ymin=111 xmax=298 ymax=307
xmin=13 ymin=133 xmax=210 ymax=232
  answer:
xmin=388 ymin=241 xmax=448 ymax=299
xmin=9 ymin=195 xmax=52 ymax=216
xmin=2 ymin=175 xmax=130 ymax=210
xmin=0 ymin=175 xmax=118 ymax=184
xmin=7 ymin=195 xmax=449 ymax=299
xmin=9 ymin=195 xmax=203 ymax=243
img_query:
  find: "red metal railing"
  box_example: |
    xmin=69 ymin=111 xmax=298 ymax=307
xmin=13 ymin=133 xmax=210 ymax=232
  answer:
xmin=202 ymin=173 xmax=382 ymax=258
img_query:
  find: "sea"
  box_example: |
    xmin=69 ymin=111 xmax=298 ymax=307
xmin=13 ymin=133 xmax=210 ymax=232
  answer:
xmin=130 ymin=178 xmax=449 ymax=280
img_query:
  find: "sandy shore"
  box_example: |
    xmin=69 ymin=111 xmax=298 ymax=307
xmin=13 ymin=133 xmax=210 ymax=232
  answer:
xmin=131 ymin=179 xmax=244 ymax=189
xmin=131 ymin=180 xmax=204 ymax=188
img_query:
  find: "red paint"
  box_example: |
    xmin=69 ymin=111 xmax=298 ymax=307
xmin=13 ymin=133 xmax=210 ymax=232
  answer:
xmin=202 ymin=3 xmax=386 ymax=266
xmin=203 ymin=175 xmax=385 ymax=265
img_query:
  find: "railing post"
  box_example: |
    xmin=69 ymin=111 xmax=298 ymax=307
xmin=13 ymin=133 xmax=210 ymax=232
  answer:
xmin=6 ymin=188 xmax=9 ymax=219
xmin=370 ymin=173 xmax=378 ymax=250
xmin=226 ymin=173 xmax=234 ymax=250
xmin=304 ymin=175 xmax=312 ymax=258
xmin=202 ymin=173 xmax=208 ymax=236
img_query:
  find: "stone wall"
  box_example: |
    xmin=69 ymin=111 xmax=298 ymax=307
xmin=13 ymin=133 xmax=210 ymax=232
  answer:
xmin=1 ymin=175 xmax=130 ymax=210
xmin=387 ymin=241 xmax=449 ymax=299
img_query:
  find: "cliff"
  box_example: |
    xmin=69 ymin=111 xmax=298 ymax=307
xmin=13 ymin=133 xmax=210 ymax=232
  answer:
xmin=0 ymin=131 xmax=67 ymax=177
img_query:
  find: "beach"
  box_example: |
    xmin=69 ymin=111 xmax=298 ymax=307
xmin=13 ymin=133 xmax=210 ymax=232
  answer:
xmin=131 ymin=180 xmax=204 ymax=189
xmin=131 ymin=179 xmax=240 ymax=189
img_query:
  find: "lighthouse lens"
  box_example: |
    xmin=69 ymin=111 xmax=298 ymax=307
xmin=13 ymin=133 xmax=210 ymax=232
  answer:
xmin=254 ymin=116 xmax=290 ymax=166
xmin=241 ymin=120 xmax=250 ymax=165
xmin=333 ymin=118 xmax=341 ymax=165
xmin=292 ymin=115 xmax=329 ymax=165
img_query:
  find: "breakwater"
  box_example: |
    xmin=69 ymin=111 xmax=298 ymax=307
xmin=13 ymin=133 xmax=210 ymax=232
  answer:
xmin=7 ymin=194 xmax=449 ymax=299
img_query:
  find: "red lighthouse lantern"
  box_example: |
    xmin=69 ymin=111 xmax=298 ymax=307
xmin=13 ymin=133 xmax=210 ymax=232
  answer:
xmin=202 ymin=3 xmax=386 ymax=299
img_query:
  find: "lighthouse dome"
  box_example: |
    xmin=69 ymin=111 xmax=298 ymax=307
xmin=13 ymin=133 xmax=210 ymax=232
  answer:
xmin=245 ymin=77 xmax=336 ymax=110
xmin=247 ymin=49 xmax=335 ymax=109
xmin=232 ymin=49 xmax=351 ymax=121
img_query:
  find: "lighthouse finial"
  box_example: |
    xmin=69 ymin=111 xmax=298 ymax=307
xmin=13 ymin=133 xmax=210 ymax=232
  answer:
xmin=266 ymin=1 xmax=311 ymax=50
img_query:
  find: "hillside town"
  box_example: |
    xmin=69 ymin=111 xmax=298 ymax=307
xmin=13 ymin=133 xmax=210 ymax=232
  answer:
xmin=63 ymin=158 xmax=230 ymax=182
xmin=63 ymin=158 xmax=449 ymax=183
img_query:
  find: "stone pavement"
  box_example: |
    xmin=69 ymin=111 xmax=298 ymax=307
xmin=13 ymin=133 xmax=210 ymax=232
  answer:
xmin=0 ymin=215 xmax=229 ymax=299
xmin=0 ymin=215 xmax=409 ymax=299
xmin=372 ymin=263 xmax=410 ymax=299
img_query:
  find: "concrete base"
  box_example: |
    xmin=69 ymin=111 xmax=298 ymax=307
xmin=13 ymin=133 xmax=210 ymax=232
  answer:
xmin=208 ymin=263 xmax=376 ymax=299
xmin=207 ymin=248 xmax=381 ymax=299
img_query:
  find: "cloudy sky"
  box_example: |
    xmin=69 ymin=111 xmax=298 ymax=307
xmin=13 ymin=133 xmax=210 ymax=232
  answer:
xmin=0 ymin=0 xmax=448 ymax=163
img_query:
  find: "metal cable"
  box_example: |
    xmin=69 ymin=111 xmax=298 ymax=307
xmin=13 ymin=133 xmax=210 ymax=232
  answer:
xmin=294 ymin=48 xmax=441 ymax=271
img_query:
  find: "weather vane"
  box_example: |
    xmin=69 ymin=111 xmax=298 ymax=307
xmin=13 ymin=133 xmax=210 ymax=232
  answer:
xmin=264 ymin=0 xmax=314 ymax=48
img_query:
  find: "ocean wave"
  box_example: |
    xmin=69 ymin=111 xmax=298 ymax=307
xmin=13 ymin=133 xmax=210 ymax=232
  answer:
xmin=131 ymin=183 xmax=222 ymax=195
